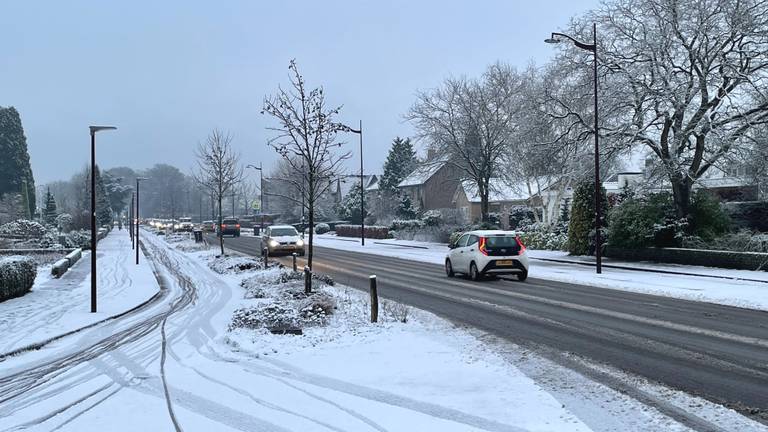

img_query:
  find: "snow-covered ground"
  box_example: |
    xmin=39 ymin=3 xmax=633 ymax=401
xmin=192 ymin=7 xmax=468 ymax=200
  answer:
xmin=312 ymin=235 xmax=768 ymax=311
xmin=2 ymin=230 xmax=765 ymax=431
xmin=0 ymin=230 xmax=159 ymax=355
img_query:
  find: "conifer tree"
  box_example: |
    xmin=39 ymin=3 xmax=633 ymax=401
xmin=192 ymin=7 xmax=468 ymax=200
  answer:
xmin=379 ymin=137 xmax=417 ymax=196
xmin=0 ymin=107 xmax=36 ymax=217
xmin=42 ymin=188 xmax=58 ymax=226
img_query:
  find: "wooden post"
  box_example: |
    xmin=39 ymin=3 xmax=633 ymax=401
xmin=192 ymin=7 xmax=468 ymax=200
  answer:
xmin=304 ymin=265 xmax=311 ymax=294
xmin=292 ymin=253 xmax=297 ymax=272
xmin=262 ymin=247 xmax=268 ymax=268
xmin=369 ymin=275 xmax=378 ymax=323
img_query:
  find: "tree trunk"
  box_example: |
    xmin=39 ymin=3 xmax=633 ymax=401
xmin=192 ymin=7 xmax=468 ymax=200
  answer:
xmin=670 ymin=174 xmax=692 ymax=220
xmin=307 ymin=171 xmax=314 ymax=271
xmin=218 ymin=195 xmax=224 ymax=255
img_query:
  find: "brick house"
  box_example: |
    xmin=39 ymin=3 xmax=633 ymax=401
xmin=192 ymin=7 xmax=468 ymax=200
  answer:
xmin=397 ymin=158 xmax=461 ymax=212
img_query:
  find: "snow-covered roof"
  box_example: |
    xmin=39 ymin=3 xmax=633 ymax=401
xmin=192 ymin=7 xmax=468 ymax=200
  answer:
xmin=398 ymin=159 xmax=447 ymax=188
xmin=459 ymin=179 xmax=538 ymax=203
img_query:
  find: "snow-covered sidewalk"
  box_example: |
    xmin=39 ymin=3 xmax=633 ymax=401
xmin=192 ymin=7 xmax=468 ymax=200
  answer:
xmin=0 ymin=230 xmax=160 ymax=355
xmin=313 ymin=235 xmax=768 ymax=311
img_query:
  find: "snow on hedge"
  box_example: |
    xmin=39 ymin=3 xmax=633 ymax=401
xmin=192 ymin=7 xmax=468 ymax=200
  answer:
xmin=0 ymin=219 xmax=47 ymax=238
xmin=0 ymin=255 xmax=36 ymax=301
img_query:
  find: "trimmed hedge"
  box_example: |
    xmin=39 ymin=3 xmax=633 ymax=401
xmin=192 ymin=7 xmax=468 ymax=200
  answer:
xmin=336 ymin=225 xmax=389 ymax=239
xmin=605 ymin=246 xmax=768 ymax=271
xmin=52 ymin=258 xmax=70 ymax=278
xmin=0 ymin=256 xmax=37 ymax=301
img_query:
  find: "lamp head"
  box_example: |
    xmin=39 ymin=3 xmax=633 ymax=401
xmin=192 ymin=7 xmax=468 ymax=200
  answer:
xmin=89 ymin=125 xmax=117 ymax=134
xmin=544 ymin=36 xmax=562 ymax=44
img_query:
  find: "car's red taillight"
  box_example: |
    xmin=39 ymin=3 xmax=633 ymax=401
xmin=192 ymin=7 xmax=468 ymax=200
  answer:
xmin=478 ymin=237 xmax=488 ymax=256
xmin=516 ymin=236 xmax=526 ymax=254
xmin=222 ymin=224 xmax=227 ymax=229
xmin=235 ymin=224 xmax=240 ymax=228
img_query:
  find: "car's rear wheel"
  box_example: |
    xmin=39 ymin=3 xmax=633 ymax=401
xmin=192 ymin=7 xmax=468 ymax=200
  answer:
xmin=517 ymin=270 xmax=528 ymax=282
xmin=469 ymin=262 xmax=481 ymax=281
xmin=445 ymin=259 xmax=455 ymax=278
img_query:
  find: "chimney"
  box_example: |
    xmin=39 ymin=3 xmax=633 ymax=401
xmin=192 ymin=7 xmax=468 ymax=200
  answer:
xmin=427 ymin=148 xmax=436 ymax=160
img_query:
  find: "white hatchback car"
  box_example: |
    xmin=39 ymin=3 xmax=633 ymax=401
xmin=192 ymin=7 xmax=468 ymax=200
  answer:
xmin=445 ymin=230 xmax=529 ymax=281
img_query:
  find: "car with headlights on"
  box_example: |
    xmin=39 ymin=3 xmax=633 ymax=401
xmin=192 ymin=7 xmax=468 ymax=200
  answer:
xmin=445 ymin=230 xmax=529 ymax=281
xmin=261 ymin=225 xmax=305 ymax=256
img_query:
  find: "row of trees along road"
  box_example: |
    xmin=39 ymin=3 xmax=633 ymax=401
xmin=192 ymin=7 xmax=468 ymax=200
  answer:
xmin=405 ymin=0 xmax=767 ymax=226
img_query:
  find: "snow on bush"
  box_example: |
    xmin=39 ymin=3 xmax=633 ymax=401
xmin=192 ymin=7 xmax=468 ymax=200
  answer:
xmin=335 ymin=224 xmax=389 ymax=239
xmin=0 ymin=255 xmax=37 ymax=302
xmin=56 ymin=213 xmax=73 ymax=233
xmin=0 ymin=219 xmax=47 ymax=238
xmin=314 ymin=223 xmax=330 ymax=234
xmin=64 ymin=230 xmax=90 ymax=249
xmin=38 ymin=231 xmax=64 ymax=249
xmin=208 ymin=255 xmax=264 ymax=274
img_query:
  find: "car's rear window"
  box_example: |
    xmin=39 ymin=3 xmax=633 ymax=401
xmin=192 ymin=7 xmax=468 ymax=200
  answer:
xmin=486 ymin=236 xmax=519 ymax=248
xmin=271 ymin=228 xmax=298 ymax=236
xmin=223 ymin=219 xmax=239 ymax=224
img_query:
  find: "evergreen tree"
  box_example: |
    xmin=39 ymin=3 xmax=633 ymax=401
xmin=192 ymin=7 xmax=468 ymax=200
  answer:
xmin=379 ymin=137 xmax=417 ymax=196
xmin=102 ymin=171 xmax=132 ymax=217
xmin=0 ymin=107 xmax=36 ymax=217
xmin=559 ymin=198 xmax=570 ymax=223
xmin=567 ymin=181 xmax=608 ymax=256
xmin=94 ymin=166 xmax=113 ymax=228
xmin=334 ymin=183 xmax=368 ymax=224
xmin=397 ymin=193 xmax=419 ymax=219
xmin=42 ymin=188 xmax=58 ymax=226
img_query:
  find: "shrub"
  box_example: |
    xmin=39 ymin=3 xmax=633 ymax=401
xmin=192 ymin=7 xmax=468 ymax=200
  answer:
xmin=568 ymin=181 xmax=608 ymax=255
xmin=336 ymin=225 xmax=389 ymax=239
xmin=391 ymin=219 xmax=423 ymax=230
xmin=0 ymin=219 xmax=47 ymax=238
xmin=722 ymin=201 xmax=768 ymax=232
xmin=229 ymin=303 xmax=298 ymax=331
xmin=65 ymin=230 xmax=90 ymax=249
xmin=420 ymin=210 xmax=443 ymax=227
xmin=509 ymin=206 xmax=536 ymax=229
xmin=518 ymin=230 xmax=568 ymax=251
xmin=38 ymin=231 xmax=64 ymax=249
xmin=683 ymin=230 xmax=768 ymax=253
xmin=209 ymin=256 xmax=262 ymax=274
xmin=315 ymin=223 xmax=331 ymax=234
xmin=56 ymin=213 xmax=73 ymax=233
xmin=688 ymin=191 xmax=731 ymax=241
xmin=0 ymin=256 xmax=37 ymax=301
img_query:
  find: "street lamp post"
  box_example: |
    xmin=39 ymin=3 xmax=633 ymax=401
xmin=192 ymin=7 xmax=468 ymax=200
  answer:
xmin=546 ymin=24 xmax=602 ymax=274
xmin=247 ymin=163 xmax=265 ymax=231
xmin=346 ymin=120 xmax=365 ymax=246
xmin=135 ymin=177 xmax=148 ymax=265
xmin=89 ymin=125 xmax=116 ymax=313
xmin=130 ymin=193 xmax=135 ymax=250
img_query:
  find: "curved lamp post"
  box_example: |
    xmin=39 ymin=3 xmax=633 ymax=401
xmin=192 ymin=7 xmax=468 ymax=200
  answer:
xmin=546 ymin=24 xmax=602 ymax=274
xmin=345 ymin=120 xmax=365 ymax=246
xmin=246 ymin=163 xmax=265 ymax=232
xmin=89 ymin=125 xmax=116 ymax=313
xmin=135 ymin=177 xmax=148 ymax=265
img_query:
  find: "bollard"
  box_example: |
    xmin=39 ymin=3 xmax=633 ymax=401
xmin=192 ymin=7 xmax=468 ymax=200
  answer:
xmin=292 ymin=253 xmax=297 ymax=272
xmin=304 ymin=265 xmax=312 ymax=294
xmin=262 ymin=248 xmax=269 ymax=268
xmin=369 ymin=275 xmax=378 ymax=323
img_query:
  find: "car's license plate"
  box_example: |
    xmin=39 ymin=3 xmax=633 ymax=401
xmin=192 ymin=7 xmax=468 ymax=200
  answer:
xmin=496 ymin=260 xmax=514 ymax=266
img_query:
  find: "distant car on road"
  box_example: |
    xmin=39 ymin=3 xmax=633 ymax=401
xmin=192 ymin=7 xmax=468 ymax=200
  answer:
xmin=445 ymin=230 xmax=529 ymax=281
xmin=202 ymin=220 xmax=215 ymax=232
xmin=176 ymin=217 xmax=194 ymax=232
xmin=217 ymin=218 xmax=241 ymax=237
xmin=261 ymin=225 xmax=305 ymax=256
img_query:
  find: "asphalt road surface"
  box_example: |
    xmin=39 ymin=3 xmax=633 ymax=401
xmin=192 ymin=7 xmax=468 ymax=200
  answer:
xmin=216 ymin=234 xmax=768 ymax=426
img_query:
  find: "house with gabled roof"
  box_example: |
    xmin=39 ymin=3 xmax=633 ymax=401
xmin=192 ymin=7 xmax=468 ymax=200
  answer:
xmin=397 ymin=155 xmax=461 ymax=212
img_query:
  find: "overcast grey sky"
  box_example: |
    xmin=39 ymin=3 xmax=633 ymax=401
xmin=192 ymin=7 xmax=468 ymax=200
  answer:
xmin=1 ymin=1 xmax=598 ymax=185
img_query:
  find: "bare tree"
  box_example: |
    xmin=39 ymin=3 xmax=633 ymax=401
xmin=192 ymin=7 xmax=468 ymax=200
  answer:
xmin=193 ymin=129 xmax=243 ymax=255
xmin=554 ymin=0 xmax=768 ymax=218
xmin=262 ymin=60 xmax=351 ymax=269
xmin=407 ymin=62 xmax=524 ymax=222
